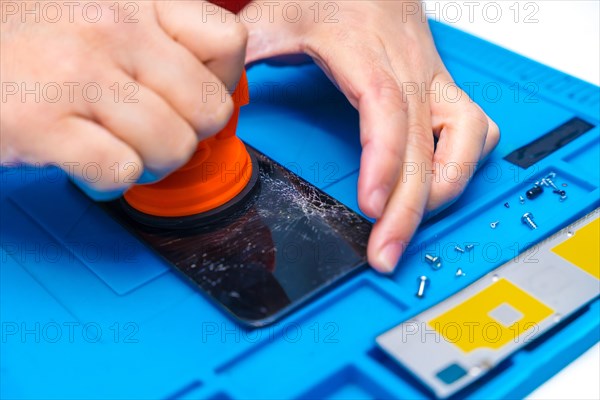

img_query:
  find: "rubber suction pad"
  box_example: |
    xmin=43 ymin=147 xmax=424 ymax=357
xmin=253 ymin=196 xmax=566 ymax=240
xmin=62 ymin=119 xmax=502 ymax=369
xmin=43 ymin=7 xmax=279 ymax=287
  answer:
xmin=121 ymin=149 xmax=260 ymax=229
xmin=121 ymin=70 xmax=253 ymax=229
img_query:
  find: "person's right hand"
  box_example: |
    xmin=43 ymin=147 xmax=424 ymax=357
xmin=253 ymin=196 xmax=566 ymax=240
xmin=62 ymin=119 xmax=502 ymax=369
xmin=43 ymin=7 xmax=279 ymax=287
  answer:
xmin=1 ymin=0 xmax=247 ymax=199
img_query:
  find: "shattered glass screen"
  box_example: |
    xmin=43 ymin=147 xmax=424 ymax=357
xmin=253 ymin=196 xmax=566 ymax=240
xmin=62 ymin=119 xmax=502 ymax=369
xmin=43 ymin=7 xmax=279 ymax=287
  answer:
xmin=104 ymin=147 xmax=371 ymax=326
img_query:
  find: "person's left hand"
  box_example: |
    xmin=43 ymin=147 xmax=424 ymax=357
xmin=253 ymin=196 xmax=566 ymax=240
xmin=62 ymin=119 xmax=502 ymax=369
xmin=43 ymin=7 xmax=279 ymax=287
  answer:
xmin=242 ymin=0 xmax=500 ymax=273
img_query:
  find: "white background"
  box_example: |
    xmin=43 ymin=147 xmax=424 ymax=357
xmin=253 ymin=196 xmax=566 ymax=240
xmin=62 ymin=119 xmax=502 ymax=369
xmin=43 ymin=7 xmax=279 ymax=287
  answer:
xmin=422 ymin=0 xmax=600 ymax=398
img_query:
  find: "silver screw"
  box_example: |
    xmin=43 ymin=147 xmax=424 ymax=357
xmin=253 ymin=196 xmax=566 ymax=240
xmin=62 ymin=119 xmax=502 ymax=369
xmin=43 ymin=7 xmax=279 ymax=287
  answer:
xmin=424 ymin=254 xmax=442 ymax=269
xmin=490 ymin=221 xmax=499 ymax=229
xmin=522 ymin=212 xmax=538 ymax=230
xmin=416 ymin=276 xmax=429 ymax=298
xmin=519 ymin=196 xmax=525 ymax=205
xmin=541 ymin=177 xmax=559 ymax=190
xmin=466 ymin=244 xmax=474 ymax=251
xmin=560 ymin=195 xmax=568 ymax=202
xmin=456 ymin=268 xmax=466 ymax=277
xmin=455 ymin=245 xmax=465 ymax=253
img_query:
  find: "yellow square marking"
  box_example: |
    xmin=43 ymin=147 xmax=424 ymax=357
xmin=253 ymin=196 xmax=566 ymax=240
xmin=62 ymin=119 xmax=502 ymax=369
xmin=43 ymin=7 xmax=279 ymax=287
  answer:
xmin=552 ymin=218 xmax=600 ymax=279
xmin=428 ymin=279 xmax=554 ymax=353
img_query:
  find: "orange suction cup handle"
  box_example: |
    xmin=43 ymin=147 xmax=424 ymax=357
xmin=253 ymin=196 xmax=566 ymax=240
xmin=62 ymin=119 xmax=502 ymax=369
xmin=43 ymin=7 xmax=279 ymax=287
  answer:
xmin=124 ymin=71 xmax=251 ymax=217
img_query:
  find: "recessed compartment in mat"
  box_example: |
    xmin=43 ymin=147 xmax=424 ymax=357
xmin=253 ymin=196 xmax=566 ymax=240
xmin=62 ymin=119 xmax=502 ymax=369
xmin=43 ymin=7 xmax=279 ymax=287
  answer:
xmin=391 ymin=167 xmax=596 ymax=300
xmin=164 ymin=381 xmax=203 ymax=400
xmin=205 ymin=393 xmax=234 ymax=400
xmin=298 ymin=366 xmax=395 ymax=400
xmin=1 ymin=197 xmax=193 ymax=322
xmin=564 ymin=134 xmax=600 ymax=180
xmin=214 ymin=281 xmax=407 ymax=397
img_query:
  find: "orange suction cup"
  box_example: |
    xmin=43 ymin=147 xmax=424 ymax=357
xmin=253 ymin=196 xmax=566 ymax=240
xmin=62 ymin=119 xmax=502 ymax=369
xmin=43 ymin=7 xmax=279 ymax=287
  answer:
xmin=122 ymin=71 xmax=257 ymax=228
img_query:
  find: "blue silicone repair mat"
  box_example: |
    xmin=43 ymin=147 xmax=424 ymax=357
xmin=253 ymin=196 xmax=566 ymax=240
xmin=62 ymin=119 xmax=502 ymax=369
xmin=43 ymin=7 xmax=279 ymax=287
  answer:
xmin=1 ymin=21 xmax=599 ymax=399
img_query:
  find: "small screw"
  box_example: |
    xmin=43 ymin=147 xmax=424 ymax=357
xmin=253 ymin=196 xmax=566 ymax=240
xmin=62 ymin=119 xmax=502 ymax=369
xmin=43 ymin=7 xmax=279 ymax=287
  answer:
xmin=424 ymin=254 xmax=442 ymax=269
xmin=519 ymin=196 xmax=525 ymax=205
xmin=416 ymin=276 xmax=429 ymax=298
xmin=560 ymin=195 xmax=568 ymax=202
xmin=504 ymin=202 xmax=510 ymax=208
xmin=542 ymin=177 xmax=559 ymax=190
xmin=490 ymin=221 xmax=499 ymax=229
xmin=456 ymin=268 xmax=466 ymax=277
xmin=522 ymin=212 xmax=538 ymax=230
xmin=553 ymin=189 xmax=566 ymax=196
xmin=465 ymin=244 xmax=474 ymax=251
xmin=454 ymin=245 xmax=465 ymax=253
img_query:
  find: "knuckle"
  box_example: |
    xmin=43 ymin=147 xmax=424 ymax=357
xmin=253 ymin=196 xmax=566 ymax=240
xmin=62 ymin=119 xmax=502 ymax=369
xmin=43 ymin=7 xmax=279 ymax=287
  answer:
xmin=141 ymin=107 xmax=198 ymax=172
xmin=359 ymin=71 xmax=408 ymax=115
xmin=487 ymin=117 xmax=501 ymax=146
xmin=399 ymin=202 xmax=425 ymax=226
xmin=428 ymin=175 xmax=467 ymax=212
xmin=329 ymin=28 xmax=364 ymax=49
xmin=438 ymin=177 xmax=467 ymax=200
xmin=407 ymin=122 xmax=434 ymax=158
xmin=464 ymin=105 xmax=490 ymax=135
xmin=82 ymin=3 xmax=136 ymax=37
xmin=168 ymin=130 xmax=198 ymax=166
xmin=150 ymin=128 xmax=197 ymax=173
xmin=92 ymin=149 xmax=142 ymax=192
xmin=375 ymin=82 xmax=406 ymax=110
xmin=408 ymin=121 xmax=431 ymax=138
xmin=381 ymin=142 xmax=404 ymax=164
xmin=198 ymin=96 xmax=234 ymax=138
xmin=218 ymin=21 xmax=249 ymax=55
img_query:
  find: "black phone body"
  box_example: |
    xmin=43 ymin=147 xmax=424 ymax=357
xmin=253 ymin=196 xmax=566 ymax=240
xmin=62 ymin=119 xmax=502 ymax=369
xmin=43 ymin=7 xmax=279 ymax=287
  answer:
xmin=103 ymin=146 xmax=372 ymax=327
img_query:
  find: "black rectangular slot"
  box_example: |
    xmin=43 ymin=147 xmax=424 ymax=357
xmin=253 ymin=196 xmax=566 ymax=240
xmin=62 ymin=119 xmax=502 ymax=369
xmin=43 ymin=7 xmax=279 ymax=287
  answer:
xmin=504 ymin=117 xmax=595 ymax=168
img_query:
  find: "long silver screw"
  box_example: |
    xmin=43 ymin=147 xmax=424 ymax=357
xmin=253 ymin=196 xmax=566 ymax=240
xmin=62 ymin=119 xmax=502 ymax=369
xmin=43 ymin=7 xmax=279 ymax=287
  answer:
xmin=416 ymin=276 xmax=429 ymax=298
xmin=542 ymin=177 xmax=559 ymax=190
xmin=522 ymin=212 xmax=538 ymax=230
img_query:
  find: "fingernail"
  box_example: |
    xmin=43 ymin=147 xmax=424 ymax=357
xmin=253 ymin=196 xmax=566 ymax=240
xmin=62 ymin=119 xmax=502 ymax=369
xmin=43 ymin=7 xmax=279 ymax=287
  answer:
xmin=369 ymin=187 xmax=388 ymax=218
xmin=376 ymin=241 xmax=403 ymax=273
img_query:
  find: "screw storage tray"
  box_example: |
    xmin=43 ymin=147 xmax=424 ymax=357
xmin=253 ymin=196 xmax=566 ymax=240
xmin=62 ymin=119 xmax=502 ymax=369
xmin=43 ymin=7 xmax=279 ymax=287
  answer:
xmin=1 ymin=21 xmax=599 ymax=399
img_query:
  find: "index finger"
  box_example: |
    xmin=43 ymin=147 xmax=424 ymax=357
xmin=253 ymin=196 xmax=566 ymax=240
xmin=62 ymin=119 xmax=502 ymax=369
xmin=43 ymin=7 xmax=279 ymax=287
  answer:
xmin=367 ymin=92 xmax=434 ymax=272
xmin=303 ymin=31 xmax=409 ymax=220
xmin=154 ymin=0 xmax=247 ymax=91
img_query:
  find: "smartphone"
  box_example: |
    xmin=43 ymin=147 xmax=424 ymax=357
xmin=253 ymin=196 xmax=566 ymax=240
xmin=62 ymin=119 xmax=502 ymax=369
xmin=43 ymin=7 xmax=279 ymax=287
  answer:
xmin=103 ymin=146 xmax=372 ymax=327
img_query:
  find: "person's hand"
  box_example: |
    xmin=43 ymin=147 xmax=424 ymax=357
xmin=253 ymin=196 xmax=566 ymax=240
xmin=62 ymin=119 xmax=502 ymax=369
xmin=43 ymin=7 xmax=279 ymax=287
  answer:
xmin=1 ymin=0 xmax=247 ymax=199
xmin=242 ymin=0 xmax=500 ymax=273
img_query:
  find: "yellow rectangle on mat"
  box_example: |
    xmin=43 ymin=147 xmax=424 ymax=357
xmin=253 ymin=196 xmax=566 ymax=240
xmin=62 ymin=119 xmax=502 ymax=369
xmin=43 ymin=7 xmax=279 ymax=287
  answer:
xmin=552 ymin=218 xmax=600 ymax=279
xmin=428 ymin=279 xmax=554 ymax=352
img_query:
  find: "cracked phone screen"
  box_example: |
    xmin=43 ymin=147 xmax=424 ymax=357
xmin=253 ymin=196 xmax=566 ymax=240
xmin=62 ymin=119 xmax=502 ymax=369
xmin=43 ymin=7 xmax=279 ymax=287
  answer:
xmin=104 ymin=147 xmax=371 ymax=327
